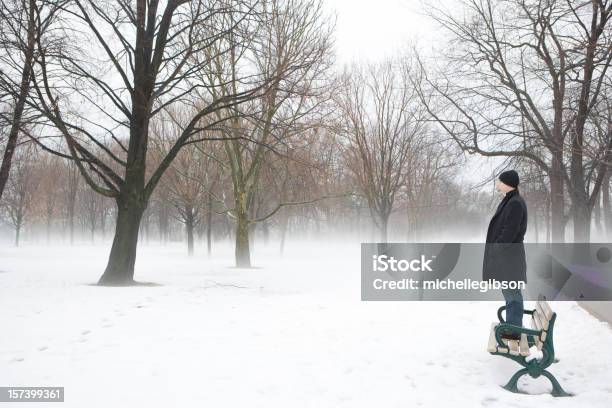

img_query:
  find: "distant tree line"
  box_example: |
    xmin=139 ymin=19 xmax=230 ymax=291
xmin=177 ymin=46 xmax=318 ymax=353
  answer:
xmin=1 ymin=0 xmax=611 ymax=286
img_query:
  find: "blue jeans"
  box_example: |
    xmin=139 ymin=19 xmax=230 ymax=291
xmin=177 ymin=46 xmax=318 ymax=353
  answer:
xmin=502 ymin=288 xmax=523 ymax=328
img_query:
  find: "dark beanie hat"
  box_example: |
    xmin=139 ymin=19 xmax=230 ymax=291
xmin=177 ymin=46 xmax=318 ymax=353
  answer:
xmin=499 ymin=170 xmax=519 ymax=188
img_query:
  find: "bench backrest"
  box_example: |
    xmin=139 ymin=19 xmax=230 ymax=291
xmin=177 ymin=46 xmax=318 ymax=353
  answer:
xmin=533 ymin=298 xmax=555 ymax=347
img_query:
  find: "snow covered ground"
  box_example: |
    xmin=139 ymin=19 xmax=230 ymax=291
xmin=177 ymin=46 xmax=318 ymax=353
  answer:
xmin=1 ymin=240 xmax=612 ymax=407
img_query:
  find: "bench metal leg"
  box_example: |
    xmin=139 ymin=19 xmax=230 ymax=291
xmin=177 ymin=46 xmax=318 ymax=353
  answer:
xmin=502 ymin=368 xmax=571 ymax=397
xmin=540 ymin=370 xmax=572 ymax=397
xmin=502 ymin=368 xmax=528 ymax=393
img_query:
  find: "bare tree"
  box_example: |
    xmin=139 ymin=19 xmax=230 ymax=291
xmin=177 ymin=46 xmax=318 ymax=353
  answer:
xmin=152 ymin=111 xmax=215 ymax=256
xmin=0 ymin=0 xmax=62 ymax=200
xmin=337 ymin=59 xmax=428 ymax=242
xmin=403 ymin=135 xmax=461 ymax=241
xmin=255 ymin=126 xmax=337 ymax=254
xmin=566 ymin=1 xmax=612 ymax=241
xmin=80 ymin=187 xmax=111 ymax=243
xmin=200 ymin=0 xmax=334 ymax=266
xmin=38 ymin=154 xmax=62 ymax=242
xmin=417 ymin=0 xmax=612 ymax=242
xmin=29 ymin=0 xmax=280 ymax=284
xmin=60 ymin=160 xmax=80 ymax=245
xmin=587 ymin=78 xmax=612 ymax=238
xmin=0 ymin=144 xmax=39 ymax=245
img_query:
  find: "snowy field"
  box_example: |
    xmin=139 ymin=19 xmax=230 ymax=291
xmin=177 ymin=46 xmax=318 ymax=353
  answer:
xmin=1 ymin=241 xmax=612 ymax=407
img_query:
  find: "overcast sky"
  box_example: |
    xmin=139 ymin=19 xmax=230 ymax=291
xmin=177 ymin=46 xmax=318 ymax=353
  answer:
xmin=324 ymin=0 xmax=505 ymax=192
xmin=325 ymin=0 xmax=433 ymax=64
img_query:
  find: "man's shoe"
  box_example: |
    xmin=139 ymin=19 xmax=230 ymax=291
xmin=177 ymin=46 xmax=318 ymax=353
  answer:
xmin=500 ymin=331 xmax=521 ymax=340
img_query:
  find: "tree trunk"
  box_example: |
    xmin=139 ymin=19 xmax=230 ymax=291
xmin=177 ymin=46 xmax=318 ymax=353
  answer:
xmin=356 ymin=205 xmax=361 ymax=241
xmin=233 ymin=188 xmax=252 ymax=267
xmin=235 ymin=210 xmax=251 ymax=267
xmin=224 ymin=215 xmax=233 ymax=241
xmin=15 ymin=222 xmax=21 ymax=247
xmin=279 ymin=215 xmax=289 ymax=256
xmin=546 ymin=197 xmax=551 ymax=244
xmin=206 ymin=193 xmax=212 ymax=257
xmin=550 ymin=154 xmax=565 ymax=242
xmin=594 ymin=190 xmax=603 ymax=237
xmin=570 ymin=130 xmax=591 ymax=243
xmin=380 ymin=212 xmax=390 ymax=243
xmin=186 ymin=206 xmax=194 ymax=256
xmin=98 ymin=31 xmax=159 ymax=284
xmin=46 ymin=209 xmax=52 ymax=243
xmin=69 ymin=204 xmax=75 ymax=245
xmin=98 ymin=198 xmax=145 ymax=285
xmin=534 ymin=207 xmax=539 ymax=243
xmin=158 ymin=206 xmax=168 ymax=244
xmin=187 ymin=224 xmax=194 ymax=256
xmin=604 ymin=172 xmax=611 ymax=238
xmin=569 ymin=16 xmax=603 ymax=243
xmin=572 ymin=200 xmax=591 ymax=243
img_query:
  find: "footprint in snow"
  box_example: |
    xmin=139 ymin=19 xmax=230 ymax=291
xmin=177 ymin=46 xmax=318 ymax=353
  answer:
xmin=481 ymin=396 xmax=498 ymax=405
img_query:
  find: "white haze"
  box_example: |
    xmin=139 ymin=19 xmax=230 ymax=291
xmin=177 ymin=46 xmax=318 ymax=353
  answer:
xmin=2 ymin=241 xmax=612 ymax=407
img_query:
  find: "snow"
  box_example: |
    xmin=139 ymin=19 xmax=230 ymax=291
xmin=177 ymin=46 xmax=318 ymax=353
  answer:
xmin=1 ymin=241 xmax=612 ymax=407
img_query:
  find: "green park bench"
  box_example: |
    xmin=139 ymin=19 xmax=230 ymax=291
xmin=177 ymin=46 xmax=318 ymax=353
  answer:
xmin=486 ymin=297 xmax=571 ymax=397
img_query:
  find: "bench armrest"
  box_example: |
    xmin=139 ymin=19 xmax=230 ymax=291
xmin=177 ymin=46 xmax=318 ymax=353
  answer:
xmin=497 ymin=306 xmax=535 ymax=323
xmin=494 ymin=322 xmax=542 ymax=348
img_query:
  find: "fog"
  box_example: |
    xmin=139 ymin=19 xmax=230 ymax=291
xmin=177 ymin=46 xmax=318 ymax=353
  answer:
xmin=1 ymin=0 xmax=611 ymax=406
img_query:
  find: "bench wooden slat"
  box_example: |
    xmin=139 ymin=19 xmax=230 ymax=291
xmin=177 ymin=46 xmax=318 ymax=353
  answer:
xmin=486 ymin=323 xmax=529 ymax=356
xmin=536 ymin=300 xmax=553 ymax=321
xmin=535 ymin=336 xmax=544 ymax=350
xmin=529 ymin=315 xmax=548 ymax=341
xmin=506 ymin=334 xmax=530 ymax=356
xmin=533 ymin=309 xmax=550 ymax=330
xmin=519 ymin=333 xmax=529 ymax=355
xmin=531 ymin=312 xmax=543 ymax=331
xmin=487 ymin=322 xmax=499 ymax=353
xmin=540 ymin=299 xmax=553 ymax=320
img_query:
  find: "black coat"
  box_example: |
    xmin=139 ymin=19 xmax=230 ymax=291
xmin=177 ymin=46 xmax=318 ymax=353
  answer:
xmin=482 ymin=189 xmax=528 ymax=283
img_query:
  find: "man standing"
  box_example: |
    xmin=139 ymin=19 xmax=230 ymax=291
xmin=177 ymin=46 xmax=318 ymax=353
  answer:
xmin=483 ymin=170 xmax=528 ymax=340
